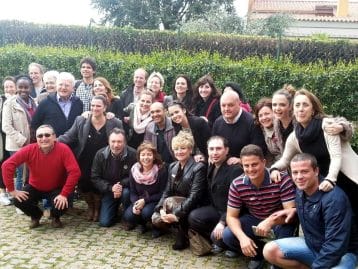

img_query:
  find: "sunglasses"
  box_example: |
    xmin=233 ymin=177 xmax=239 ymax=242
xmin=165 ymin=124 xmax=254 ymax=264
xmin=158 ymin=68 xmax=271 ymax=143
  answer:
xmin=36 ymin=133 xmax=53 ymax=138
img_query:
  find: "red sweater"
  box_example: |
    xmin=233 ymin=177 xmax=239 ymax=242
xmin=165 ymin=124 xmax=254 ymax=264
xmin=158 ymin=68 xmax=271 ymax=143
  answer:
xmin=2 ymin=142 xmax=81 ymax=197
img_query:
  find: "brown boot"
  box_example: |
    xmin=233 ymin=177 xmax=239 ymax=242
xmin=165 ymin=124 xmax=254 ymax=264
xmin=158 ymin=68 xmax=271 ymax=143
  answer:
xmin=82 ymin=193 xmax=94 ymax=221
xmin=92 ymin=194 xmax=101 ymax=222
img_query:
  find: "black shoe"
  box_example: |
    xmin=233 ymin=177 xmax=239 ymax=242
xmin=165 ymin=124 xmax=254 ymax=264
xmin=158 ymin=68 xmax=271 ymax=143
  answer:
xmin=122 ymin=222 xmax=135 ymax=231
xmin=29 ymin=217 xmax=41 ymax=229
xmin=139 ymin=224 xmax=148 ymax=234
xmin=172 ymin=231 xmax=189 ymax=250
xmin=247 ymin=259 xmax=265 ymax=269
xmin=51 ymin=217 xmax=63 ymax=228
xmin=151 ymin=228 xmax=164 ymax=239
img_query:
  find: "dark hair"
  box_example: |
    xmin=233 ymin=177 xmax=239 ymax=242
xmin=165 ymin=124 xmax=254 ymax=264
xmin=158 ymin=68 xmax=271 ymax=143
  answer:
xmin=171 ymin=74 xmax=193 ymax=97
xmin=137 ymin=142 xmax=163 ymax=168
xmin=240 ymin=144 xmax=265 ymax=160
xmin=193 ymin=74 xmax=220 ymax=103
xmin=207 ymin=136 xmax=229 ymax=148
xmin=80 ymin=57 xmax=97 ymax=72
xmin=92 ymin=95 xmax=108 ymax=107
xmin=15 ymin=74 xmax=34 ymax=89
xmin=109 ymin=128 xmax=126 ymax=140
xmin=290 ymin=153 xmax=318 ymax=170
xmin=224 ymin=82 xmax=248 ymax=103
xmin=253 ymin=97 xmax=273 ymax=125
xmin=166 ymin=100 xmax=192 ymax=116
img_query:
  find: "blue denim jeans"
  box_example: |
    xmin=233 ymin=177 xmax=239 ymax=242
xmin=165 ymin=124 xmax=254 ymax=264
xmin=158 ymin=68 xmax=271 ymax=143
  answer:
xmin=99 ymin=187 xmax=130 ymax=227
xmin=122 ymin=201 xmax=156 ymax=226
xmin=10 ymin=151 xmax=24 ymax=190
xmin=274 ymin=237 xmax=358 ymax=269
xmin=222 ymin=214 xmax=297 ymax=261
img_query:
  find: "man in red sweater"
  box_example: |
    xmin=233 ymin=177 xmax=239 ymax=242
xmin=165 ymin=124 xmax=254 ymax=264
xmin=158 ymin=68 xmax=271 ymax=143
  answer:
xmin=2 ymin=124 xmax=81 ymax=228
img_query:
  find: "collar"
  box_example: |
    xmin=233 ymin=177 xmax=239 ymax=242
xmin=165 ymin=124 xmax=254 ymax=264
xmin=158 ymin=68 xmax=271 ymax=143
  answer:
xmin=243 ymin=168 xmax=271 ymax=187
xmin=56 ymin=93 xmax=73 ymax=102
xmin=223 ymin=109 xmax=242 ymax=124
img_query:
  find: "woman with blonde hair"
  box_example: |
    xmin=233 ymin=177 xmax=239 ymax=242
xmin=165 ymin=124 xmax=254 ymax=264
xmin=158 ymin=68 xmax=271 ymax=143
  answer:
xmin=152 ymin=131 xmax=206 ymax=249
xmin=147 ymin=72 xmax=166 ymax=103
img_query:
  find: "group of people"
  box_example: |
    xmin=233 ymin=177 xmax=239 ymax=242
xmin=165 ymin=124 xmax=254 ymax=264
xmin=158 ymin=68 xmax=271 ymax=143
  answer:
xmin=0 ymin=57 xmax=357 ymax=269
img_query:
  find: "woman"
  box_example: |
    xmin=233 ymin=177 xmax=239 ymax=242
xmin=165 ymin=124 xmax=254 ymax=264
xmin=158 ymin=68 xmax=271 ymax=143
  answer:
xmin=167 ymin=101 xmax=210 ymax=159
xmin=122 ymin=142 xmax=168 ymax=234
xmin=28 ymin=62 xmax=45 ymax=98
xmin=93 ymin=77 xmax=124 ymax=120
xmin=254 ymin=97 xmax=282 ymax=166
xmin=0 ymin=76 xmax=17 ymax=205
xmin=2 ymin=75 xmax=36 ymax=193
xmin=164 ymin=75 xmax=194 ymax=112
xmin=58 ymin=95 xmax=123 ymax=221
xmin=271 ymin=89 xmax=358 ymax=220
xmin=152 ymin=131 xmax=206 ymax=250
xmin=193 ymin=74 xmax=221 ymax=128
xmin=37 ymin=70 xmax=59 ymax=104
xmin=127 ymin=90 xmax=154 ymax=149
xmin=223 ymin=82 xmax=252 ymax=113
xmin=147 ymin=72 xmax=166 ymax=103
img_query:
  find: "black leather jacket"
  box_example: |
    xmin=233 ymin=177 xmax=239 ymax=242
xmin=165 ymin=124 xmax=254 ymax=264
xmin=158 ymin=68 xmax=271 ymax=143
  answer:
xmin=91 ymin=145 xmax=137 ymax=193
xmin=155 ymin=157 xmax=207 ymax=219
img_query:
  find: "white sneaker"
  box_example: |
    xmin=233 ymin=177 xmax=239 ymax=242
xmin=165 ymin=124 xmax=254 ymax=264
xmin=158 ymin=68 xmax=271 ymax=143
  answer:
xmin=15 ymin=208 xmax=24 ymax=214
xmin=0 ymin=193 xmax=11 ymax=206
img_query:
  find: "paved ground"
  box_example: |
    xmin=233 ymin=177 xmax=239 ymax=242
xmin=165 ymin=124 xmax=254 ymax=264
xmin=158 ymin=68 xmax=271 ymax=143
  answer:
xmin=0 ymin=201 xmax=252 ymax=269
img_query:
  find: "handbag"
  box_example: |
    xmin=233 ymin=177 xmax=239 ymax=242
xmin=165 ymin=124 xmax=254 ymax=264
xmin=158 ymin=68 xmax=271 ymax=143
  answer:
xmin=188 ymin=229 xmax=212 ymax=256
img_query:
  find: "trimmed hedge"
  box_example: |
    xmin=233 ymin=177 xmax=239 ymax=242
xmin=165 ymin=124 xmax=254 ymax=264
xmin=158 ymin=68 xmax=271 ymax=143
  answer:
xmin=0 ymin=20 xmax=357 ymax=64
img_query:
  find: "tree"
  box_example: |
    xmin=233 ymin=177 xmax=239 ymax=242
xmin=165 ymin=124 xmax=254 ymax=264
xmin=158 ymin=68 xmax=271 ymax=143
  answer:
xmin=91 ymin=0 xmax=234 ymax=30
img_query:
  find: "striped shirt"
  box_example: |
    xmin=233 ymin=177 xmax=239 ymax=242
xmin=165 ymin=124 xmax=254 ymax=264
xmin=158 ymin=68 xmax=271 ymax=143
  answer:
xmin=228 ymin=169 xmax=295 ymax=220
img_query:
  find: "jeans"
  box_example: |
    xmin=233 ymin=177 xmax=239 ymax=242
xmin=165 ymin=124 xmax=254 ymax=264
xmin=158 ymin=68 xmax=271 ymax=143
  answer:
xmin=222 ymin=213 xmax=297 ymax=261
xmin=99 ymin=187 xmax=130 ymax=227
xmin=275 ymin=237 xmax=358 ymax=269
xmin=14 ymin=184 xmax=64 ymax=219
xmin=10 ymin=151 xmax=25 ymax=190
xmin=123 ymin=201 xmax=156 ymax=226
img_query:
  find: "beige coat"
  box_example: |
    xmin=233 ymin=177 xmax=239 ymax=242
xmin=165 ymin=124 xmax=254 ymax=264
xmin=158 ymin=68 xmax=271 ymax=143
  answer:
xmin=272 ymin=118 xmax=358 ymax=185
xmin=2 ymin=96 xmax=31 ymax=152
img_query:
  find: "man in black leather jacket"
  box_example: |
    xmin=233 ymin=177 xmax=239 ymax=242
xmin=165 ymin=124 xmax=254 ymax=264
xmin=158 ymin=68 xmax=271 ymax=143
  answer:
xmin=91 ymin=128 xmax=136 ymax=227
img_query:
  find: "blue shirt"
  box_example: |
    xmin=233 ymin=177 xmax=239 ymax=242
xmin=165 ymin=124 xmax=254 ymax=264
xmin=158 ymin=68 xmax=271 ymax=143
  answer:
xmin=57 ymin=93 xmax=73 ymax=119
xmin=296 ymin=185 xmax=352 ymax=269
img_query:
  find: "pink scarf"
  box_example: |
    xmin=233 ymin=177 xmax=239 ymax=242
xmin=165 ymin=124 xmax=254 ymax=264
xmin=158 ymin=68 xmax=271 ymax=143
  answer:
xmin=131 ymin=162 xmax=159 ymax=185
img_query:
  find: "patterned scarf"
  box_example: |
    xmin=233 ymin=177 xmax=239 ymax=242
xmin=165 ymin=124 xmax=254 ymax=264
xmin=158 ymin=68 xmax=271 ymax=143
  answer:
xmin=133 ymin=104 xmax=152 ymax=134
xmin=16 ymin=95 xmax=37 ymax=124
xmin=131 ymin=162 xmax=159 ymax=185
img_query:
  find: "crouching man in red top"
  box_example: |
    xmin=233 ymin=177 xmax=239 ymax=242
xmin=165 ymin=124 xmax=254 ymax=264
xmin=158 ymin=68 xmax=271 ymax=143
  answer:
xmin=2 ymin=124 xmax=81 ymax=229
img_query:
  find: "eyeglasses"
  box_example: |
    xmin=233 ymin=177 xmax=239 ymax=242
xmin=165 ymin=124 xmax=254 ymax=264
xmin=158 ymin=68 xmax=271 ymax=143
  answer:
xmin=36 ymin=133 xmax=53 ymax=138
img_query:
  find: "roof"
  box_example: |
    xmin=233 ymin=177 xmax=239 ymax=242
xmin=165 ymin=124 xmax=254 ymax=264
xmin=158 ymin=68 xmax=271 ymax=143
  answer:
xmin=249 ymin=0 xmax=358 ymax=22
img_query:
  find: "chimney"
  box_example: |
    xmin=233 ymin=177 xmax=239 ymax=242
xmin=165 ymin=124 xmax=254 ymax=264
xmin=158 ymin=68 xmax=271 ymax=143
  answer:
xmin=337 ymin=0 xmax=349 ymax=17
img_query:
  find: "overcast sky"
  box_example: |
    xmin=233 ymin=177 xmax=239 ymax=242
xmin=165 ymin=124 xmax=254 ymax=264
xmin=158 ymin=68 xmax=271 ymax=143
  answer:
xmin=0 ymin=0 xmax=249 ymax=26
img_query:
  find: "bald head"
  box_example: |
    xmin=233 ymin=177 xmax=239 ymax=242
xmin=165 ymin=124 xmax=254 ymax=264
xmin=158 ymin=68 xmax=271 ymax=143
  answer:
xmin=220 ymin=90 xmax=241 ymax=122
xmin=150 ymin=102 xmax=166 ymax=126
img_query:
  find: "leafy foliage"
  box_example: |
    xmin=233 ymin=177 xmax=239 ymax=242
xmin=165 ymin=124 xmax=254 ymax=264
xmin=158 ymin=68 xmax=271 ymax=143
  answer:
xmin=0 ymin=20 xmax=357 ymax=64
xmin=91 ymin=0 xmax=234 ymax=30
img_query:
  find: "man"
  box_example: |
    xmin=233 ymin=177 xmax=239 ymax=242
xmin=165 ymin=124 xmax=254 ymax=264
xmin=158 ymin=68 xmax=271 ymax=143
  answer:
xmin=144 ymin=102 xmax=175 ymax=164
xmin=31 ymin=72 xmax=83 ymax=137
xmin=222 ymin=144 xmax=296 ymax=269
xmin=212 ymin=90 xmax=266 ymax=165
xmin=91 ymin=128 xmax=137 ymax=227
xmin=263 ymin=153 xmax=358 ymax=269
xmin=120 ymin=68 xmax=147 ymax=111
xmin=188 ymin=136 xmax=243 ymax=252
xmin=75 ymin=57 xmax=96 ymax=112
xmin=1 ymin=125 xmax=81 ymax=228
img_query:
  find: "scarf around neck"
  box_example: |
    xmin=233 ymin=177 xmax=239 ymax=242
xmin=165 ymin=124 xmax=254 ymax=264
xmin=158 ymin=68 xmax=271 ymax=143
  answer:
xmin=295 ymin=117 xmax=323 ymax=145
xmin=16 ymin=95 xmax=37 ymax=123
xmin=133 ymin=104 xmax=152 ymax=134
xmin=131 ymin=162 xmax=159 ymax=185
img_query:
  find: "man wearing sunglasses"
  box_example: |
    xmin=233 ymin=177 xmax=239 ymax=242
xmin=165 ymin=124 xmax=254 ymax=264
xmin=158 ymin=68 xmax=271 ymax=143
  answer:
xmin=1 ymin=125 xmax=81 ymax=229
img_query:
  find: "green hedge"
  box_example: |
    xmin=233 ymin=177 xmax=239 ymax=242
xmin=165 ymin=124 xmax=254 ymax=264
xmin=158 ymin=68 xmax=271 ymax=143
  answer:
xmin=1 ymin=44 xmax=357 ymax=149
xmin=0 ymin=20 xmax=357 ymax=64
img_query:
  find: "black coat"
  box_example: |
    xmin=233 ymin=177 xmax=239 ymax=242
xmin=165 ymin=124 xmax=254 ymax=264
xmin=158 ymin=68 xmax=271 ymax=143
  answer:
xmin=207 ymin=162 xmax=243 ymax=222
xmin=91 ymin=145 xmax=137 ymax=192
xmin=155 ymin=157 xmax=207 ymax=219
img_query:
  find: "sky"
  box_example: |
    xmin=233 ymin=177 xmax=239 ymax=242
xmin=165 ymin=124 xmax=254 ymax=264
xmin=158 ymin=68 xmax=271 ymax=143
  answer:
xmin=0 ymin=0 xmax=249 ymax=26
